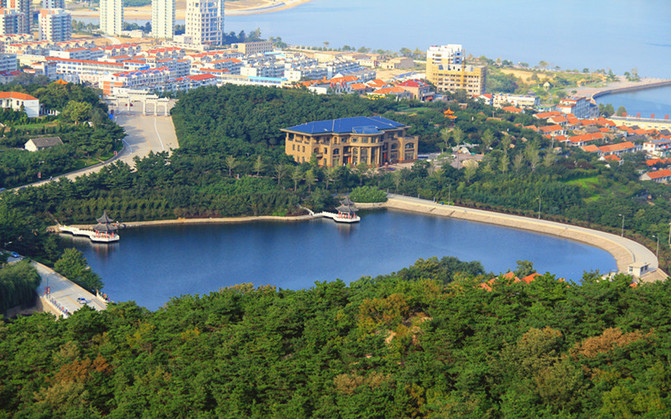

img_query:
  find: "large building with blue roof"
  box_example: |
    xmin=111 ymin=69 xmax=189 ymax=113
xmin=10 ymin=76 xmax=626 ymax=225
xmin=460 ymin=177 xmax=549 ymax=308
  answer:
xmin=281 ymin=116 xmax=418 ymax=167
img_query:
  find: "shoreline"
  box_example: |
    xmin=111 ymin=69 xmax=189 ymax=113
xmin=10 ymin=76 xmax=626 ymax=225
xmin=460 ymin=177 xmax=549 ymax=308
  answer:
xmin=572 ymin=78 xmax=671 ymax=104
xmin=70 ymin=0 xmax=313 ymax=20
xmin=60 ymin=195 xmax=666 ymax=283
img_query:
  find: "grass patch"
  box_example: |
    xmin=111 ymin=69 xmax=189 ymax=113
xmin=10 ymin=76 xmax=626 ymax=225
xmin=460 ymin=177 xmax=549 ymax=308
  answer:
xmin=565 ymin=176 xmax=601 ymax=188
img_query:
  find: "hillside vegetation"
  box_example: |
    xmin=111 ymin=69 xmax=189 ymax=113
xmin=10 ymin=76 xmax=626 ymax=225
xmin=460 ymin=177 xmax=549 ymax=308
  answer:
xmin=1 ymin=258 xmax=670 ymax=416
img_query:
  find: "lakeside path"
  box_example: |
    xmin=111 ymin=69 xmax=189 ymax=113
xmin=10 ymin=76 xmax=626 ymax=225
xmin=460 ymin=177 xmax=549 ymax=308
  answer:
xmin=376 ymin=194 xmax=666 ymax=283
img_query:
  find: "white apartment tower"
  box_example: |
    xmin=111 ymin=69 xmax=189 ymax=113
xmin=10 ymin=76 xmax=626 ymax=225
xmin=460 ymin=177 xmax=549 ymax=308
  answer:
xmin=39 ymin=8 xmax=71 ymax=42
xmin=42 ymin=0 xmax=65 ymax=8
xmin=185 ymin=0 xmax=224 ymax=46
xmin=4 ymin=0 xmax=30 ymax=33
xmin=152 ymin=0 xmax=175 ymax=39
xmin=100 ymin=0 xmax=123 ymax=36
xmin=427 ymin=44 xmax=464 ymax=66
xmin=0 ymin=9 xmax=20 ymax=35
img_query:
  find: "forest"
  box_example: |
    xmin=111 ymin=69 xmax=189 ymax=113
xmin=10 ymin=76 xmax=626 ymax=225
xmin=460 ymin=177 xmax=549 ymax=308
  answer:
xmin=1 ymin=257 xmax=670 ymax=417
xmin=0 ymin=79 xmax=124 ymax=188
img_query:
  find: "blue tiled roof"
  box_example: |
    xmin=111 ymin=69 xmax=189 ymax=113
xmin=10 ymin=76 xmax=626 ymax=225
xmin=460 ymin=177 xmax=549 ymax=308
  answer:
xmin=284 ymin=116 xmax=405 ymax=135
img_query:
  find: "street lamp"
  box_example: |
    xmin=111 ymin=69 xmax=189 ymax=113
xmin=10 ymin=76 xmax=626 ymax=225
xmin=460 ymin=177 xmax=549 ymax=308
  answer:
xmin=618 ymin=214 xmax=625 ymax=237
xmin=653 ymin=234 xmax=660 ymax=258
xmin=668 ymin=222 xmax=671 ymax=248
xmin=537 ymin=196 xmax=541 ymax=219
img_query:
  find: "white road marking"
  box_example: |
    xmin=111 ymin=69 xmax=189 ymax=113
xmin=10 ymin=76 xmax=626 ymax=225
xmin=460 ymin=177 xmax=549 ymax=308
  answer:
xmin=154 ymin=117 xmax=165 ymax=151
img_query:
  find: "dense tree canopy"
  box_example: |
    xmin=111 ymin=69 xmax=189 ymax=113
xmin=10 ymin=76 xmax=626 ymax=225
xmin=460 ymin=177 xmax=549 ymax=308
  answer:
xmin=1 ymin=258 xmax=669 ymax=417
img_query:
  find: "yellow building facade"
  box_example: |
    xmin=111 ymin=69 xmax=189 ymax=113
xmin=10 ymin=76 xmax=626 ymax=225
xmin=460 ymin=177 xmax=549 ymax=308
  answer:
xmin=426 ymin=62 xmax=486 ymax=96
xmin=282 ymin=116 xmax=418 ymax=167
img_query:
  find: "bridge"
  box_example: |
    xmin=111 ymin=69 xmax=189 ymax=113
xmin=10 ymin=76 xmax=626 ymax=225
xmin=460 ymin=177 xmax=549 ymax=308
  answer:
xmin=31 ymin=261 xmax=108 ymax=318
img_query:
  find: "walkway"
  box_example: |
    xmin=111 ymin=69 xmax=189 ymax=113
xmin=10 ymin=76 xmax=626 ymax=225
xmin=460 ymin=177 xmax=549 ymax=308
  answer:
xmin=13 ymin=110 xmax=178 ymax=190
xmin=382 ymin=194 xmax=666 ymax=283
xmin=31 ymin=261 xmax=107 ymax=318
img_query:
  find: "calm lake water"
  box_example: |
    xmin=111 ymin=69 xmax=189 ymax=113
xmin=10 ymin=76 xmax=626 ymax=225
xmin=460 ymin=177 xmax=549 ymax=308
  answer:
xmin=61 ymin=210 xmax=617 ymax=310
xmin=596 ymin=85 xmax=671 ymax=119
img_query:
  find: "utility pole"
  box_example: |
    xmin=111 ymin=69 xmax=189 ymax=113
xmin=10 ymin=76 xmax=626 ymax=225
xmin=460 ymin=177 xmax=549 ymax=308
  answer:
xmin=653 ymin=235 xmax=660 ymax=258
xmin=537 ymin=196 xmax=541 ymax=219
xmin=618 ymin=214 xmax=625 ymax=237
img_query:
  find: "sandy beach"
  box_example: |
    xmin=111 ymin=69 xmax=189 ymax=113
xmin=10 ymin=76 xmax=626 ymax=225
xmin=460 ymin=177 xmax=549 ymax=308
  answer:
xmin=70 ymin=0 xmax=314 ymax=20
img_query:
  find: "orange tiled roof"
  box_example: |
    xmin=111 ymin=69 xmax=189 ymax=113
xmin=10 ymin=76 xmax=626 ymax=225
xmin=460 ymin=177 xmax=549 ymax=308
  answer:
xmin=646 ymin=169 xmax=671 ymax=180
xmin=0 ymin=91 xmax=37 ymax=100
xmin=502 ymin=106 xmax=523 ymax=113
xmin=598 ymin=141 xmax=636 ymax=153
xmin=604 ymin=154 xmax=621 ymax=161
xmin=582 ymin=144 xmax=599 ymax=152
xmin=647 ymin=158 xmax=671 ymax=166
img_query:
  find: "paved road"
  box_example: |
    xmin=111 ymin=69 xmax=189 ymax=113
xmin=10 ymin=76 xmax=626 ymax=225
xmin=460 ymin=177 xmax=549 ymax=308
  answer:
xmin=31 ymin=261 xmax=107 ymax=318
xmin=385 ymin=194 xmax=664 ymax=281
xmin=14 ymin=110 xmax=178 ymax=189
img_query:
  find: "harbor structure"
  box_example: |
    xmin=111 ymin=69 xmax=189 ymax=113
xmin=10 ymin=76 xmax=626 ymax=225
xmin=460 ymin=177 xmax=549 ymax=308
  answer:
xmin=281 ymin=116 xmax=418 ymax=167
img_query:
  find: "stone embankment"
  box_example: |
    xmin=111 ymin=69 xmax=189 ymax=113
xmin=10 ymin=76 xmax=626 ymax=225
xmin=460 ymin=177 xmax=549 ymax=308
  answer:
xmin=377 ymin=195 xmax=666 ymax=283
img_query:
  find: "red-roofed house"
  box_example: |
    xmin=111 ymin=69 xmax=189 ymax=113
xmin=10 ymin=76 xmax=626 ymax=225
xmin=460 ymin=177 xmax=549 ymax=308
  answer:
xmin=582 ymin=144 xmax=599 ymax=153
xmin=502 ymin=106 xmax=523 ymax=113
xmin=397 ymin=79 xmax=433 ymax=101
xmin=0 ymin=91 xmax=39 ymax=117
xmin=539 ymin=124 xmax=565 ymax=136
xmin=597 ymin=141 xmax=640 ymax=157
xmin=369 ymin=86 xmax=412 ymax=99
xmin=568 ymin=132 xmax=603 ymax=147
xmin=643 ymin=139 xmax=671 ymax=156
xmin=641 ymin=169 xmax=671 ymax=182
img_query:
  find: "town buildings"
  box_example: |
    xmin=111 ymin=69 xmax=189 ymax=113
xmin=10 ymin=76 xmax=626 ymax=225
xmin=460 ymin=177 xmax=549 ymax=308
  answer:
xmin=38 ymin=9 xmax=71 ymax=42
xmin=493 ymin=93 xmax=539 ymax=109
xmin=426 ymin=45 xmax=485 ymax=95
xmin=100 ymin=0 xmax=123 ymax=36
xmin=281 ymin=116 xmax=418 ymax=167
xmin=152 ymin=0 xmax=175 ymax=39
xmin=42 ymin=0 xmax=64 ymax=8
xmin=185 ymin=0 xmax=224 ymax=46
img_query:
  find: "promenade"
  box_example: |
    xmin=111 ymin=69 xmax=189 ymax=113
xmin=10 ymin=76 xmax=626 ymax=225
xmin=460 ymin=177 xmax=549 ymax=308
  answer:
xmin=31 ymin=261 xmax=107 ymax=318
xmin=376 ymin=195 xmax=666 ymax=283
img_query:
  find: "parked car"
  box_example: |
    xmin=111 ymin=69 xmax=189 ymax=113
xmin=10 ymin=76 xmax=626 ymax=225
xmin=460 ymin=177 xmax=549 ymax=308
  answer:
xmin=77 ymin=297 xmax=87 ymax=304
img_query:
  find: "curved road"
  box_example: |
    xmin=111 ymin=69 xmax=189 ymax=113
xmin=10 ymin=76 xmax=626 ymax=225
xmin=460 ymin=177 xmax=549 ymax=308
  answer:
xmin=383 ymin=194 xmax=666 ymax=283
xmin=16 ymin=109 xmax=178 ymax=189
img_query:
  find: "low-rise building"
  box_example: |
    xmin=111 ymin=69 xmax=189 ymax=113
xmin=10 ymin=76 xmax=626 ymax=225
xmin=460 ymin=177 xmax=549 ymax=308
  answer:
xmin=0 ymin=91 xmax=39 ymax=117
xmin=25 ymin=136 xmax=63 ymax=151
xmin=643 ymin=138 xmax=671 ymax=156
xmin=493 ymin=93 xmax=539 ymax=109
xmin=597 ymin=141 xmax=640 ymax=157
xmin=0 ymin=52 xmax=17 ymax=72
xmin=234 ymin=41 xmax=274 ymax=55
xmin=557 ymin=96 xmax=598 ymax=119
xmin=641 ymin=169 xmax=671 ymax=183
xmin=397 ymin=79 xmax=434 ymax=101
xmin=281 ymin=116 xmax=418 ymax=167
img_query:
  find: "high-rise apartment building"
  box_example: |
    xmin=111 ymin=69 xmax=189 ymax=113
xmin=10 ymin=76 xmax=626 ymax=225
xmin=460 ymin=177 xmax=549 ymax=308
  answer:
xmin=426 ymin=44 xmax=486 ymax=96
xmin=0 ymin=9 xmax=20 ymax=35
xmin=4 ymin=0 xmax=30 ymax=33
xmin=185 ymin=0 xmax=224 ymax=46
xmin=42 ymin=0 xmax=65 ymax=8
xmin=39 ymin=8 xmax=71 ymax=42
xmin=100 ymin=0 xmax=123 ymax=36
xmin=152 ymin=0 xmax=174 ymax=39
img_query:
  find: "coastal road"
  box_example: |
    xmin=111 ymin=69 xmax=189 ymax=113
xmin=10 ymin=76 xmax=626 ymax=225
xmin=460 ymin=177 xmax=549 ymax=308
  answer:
xmin=384 ymin=194 xmax=665 ymax=282
xmin=32 ymin=261 xmax=107 ymax=318
xmin=14 ymin=109 xmax=178 ymax=189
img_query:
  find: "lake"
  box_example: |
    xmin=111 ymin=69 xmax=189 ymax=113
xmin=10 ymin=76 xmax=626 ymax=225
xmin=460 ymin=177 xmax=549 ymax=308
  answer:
xmin=61 ymin=210 xmax=617 ymax=310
